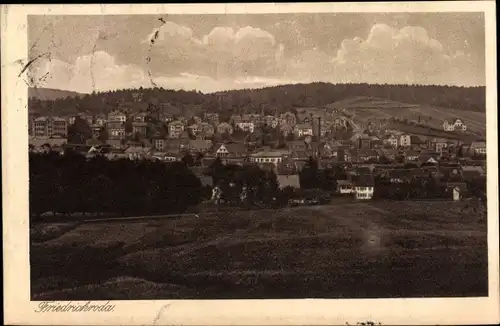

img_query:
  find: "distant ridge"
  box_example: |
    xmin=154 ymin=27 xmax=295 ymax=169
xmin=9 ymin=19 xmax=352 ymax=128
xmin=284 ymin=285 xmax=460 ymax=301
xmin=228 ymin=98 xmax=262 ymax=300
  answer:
xmin=28 ymin=87 xmax=83 ymax=101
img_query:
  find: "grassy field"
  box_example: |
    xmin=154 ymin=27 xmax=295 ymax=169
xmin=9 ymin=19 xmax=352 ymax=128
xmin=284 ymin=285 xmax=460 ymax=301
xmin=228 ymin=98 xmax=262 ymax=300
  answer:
xmin=30 ymin=200 xmax=488 ymax=300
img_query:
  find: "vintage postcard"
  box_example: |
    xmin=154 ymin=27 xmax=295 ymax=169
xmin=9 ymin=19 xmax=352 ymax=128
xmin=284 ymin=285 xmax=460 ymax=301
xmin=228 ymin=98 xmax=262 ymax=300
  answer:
xmin=2 ymin=2 xmax=499 ymax=325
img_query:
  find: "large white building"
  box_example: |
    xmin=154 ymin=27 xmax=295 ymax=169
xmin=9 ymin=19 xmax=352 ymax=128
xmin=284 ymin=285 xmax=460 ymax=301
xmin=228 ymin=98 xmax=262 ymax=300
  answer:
xmin=249 ymin=148 xmax=289 ymax=167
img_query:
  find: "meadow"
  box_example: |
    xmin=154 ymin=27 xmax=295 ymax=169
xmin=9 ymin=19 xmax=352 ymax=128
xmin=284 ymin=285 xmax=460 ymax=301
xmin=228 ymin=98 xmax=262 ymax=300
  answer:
xmin=30 ymin=200 xmax=488 ymax=300
xmin=326 ymin=96 xmax=486 ymax=136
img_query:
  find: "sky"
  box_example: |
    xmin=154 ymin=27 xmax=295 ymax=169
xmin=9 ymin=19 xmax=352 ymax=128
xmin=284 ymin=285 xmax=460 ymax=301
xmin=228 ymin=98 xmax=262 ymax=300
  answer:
xmin=27 ymin=12 xmax=485 ymax=94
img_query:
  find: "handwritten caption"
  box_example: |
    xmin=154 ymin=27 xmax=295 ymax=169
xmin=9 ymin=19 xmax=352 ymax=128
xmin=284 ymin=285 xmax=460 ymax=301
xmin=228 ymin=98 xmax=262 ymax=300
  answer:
xmin=35 ymin=301 xmax=115 ymax=313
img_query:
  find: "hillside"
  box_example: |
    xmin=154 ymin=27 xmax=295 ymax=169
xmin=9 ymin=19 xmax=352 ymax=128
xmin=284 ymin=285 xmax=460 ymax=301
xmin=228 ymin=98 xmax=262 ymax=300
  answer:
xmin=323 ymin=96 xmax=486 ymax=136
xmin=218 ymin=82 xmax=486 ymax=113
xmin=28 ymin=88 xmax=83 ymax=101
xmin=27 ymin=83 xmax=486 ymax=120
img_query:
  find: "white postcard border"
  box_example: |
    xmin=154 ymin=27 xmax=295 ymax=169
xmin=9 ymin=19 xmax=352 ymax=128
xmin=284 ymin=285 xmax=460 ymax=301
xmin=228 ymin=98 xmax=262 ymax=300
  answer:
xmin=2 ymin=2 xmax=499 ymax=325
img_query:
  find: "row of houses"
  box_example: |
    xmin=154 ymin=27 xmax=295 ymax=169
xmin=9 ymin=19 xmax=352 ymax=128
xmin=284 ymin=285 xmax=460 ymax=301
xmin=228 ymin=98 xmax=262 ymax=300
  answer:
xmin=29 ymin=134 xmax=487 ymax=176
xmin=29 ymin=108 xmax=343 ymax=142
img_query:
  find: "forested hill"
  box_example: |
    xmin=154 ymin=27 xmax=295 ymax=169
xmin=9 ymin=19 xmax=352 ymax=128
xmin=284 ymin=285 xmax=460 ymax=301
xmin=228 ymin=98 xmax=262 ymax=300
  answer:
xmin=28 ymin=82 xmax=485 ymax=117
xmin=28 ymin=87 xmax=83 ymax=101
xmin=217 ymin=83 xmax=486 ymax=112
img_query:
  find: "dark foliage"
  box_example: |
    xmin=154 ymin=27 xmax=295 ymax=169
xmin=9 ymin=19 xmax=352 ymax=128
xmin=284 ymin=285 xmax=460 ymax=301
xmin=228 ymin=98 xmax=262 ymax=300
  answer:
xmin=29 ymin=151 xmax=203 ymax=219
xmin=209 ymin=161 xmax=280 ymax=206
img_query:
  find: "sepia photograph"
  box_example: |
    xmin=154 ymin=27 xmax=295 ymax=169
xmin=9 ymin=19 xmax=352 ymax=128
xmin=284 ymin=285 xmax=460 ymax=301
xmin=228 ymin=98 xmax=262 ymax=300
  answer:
xmin=2 ymin=2 xmax=499 ymax=326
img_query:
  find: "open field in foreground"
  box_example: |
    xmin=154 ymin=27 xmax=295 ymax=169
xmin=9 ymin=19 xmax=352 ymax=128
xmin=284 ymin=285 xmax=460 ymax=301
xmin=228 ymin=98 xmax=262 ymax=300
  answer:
xmin=30 ymin=200 xmax=487 ymax=300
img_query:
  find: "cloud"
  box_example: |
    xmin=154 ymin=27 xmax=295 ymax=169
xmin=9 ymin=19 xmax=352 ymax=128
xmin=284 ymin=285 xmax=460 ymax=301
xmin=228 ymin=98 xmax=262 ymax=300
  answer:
xmin=30 ymin=22 xmax=483 ymax=93
xmin=145 ymin=21 xmax=199 ymax=45
xmin=28 ymin=50 xmax=301 ymax=94
xmin=29 ymin=51 xmax=147 ymax=93
xmin=143 ymin=21 xmax=282 ymax=78
xmin=326 ymin=23 xmax=483 ymax=86
xmin=140 ymin=21 xmax=483 ymax=87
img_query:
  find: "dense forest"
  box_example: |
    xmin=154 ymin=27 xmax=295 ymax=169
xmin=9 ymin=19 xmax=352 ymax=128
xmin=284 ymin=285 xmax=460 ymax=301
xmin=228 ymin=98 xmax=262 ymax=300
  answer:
xmin=29 ymin=151 xmax=204 ymax=219
xmin=28 ymin=82 xmax=486 ymax=118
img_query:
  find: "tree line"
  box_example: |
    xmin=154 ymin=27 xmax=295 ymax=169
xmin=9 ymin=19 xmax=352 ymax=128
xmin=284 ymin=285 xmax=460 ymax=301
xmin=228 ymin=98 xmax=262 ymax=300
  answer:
xmin=29 ymin=150 xmax=204 ymax=220
xmin=28 ymin=82 xmax=485 ymax=118
xmin=29 ymin=150 xmax=301 ymax=220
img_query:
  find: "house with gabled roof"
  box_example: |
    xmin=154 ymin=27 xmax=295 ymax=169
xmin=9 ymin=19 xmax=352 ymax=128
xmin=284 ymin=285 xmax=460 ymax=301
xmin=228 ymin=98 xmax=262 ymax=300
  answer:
xmin=443 ymin=118 xmax=467 ymax=132
xmin=280 ymin=111 xmax=297 ymax=127
xmin=214 ymin=142 xmax=247 ymax=158
xmin=337 ymin=180 xmax=355 ymax=194
xmin=216 ymin=122 xmax=234 ymax=135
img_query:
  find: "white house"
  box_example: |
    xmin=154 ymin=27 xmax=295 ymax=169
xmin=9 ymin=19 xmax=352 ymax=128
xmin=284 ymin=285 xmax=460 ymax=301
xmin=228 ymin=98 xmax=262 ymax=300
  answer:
xmin=294 ymin=123 xmax=313 ymax=138
xmin=426 ymin=157 xmax=438 ymax=164
xmin=471 ymin=140 xmax=486 ymax=155
xmin=216 ymin=144 xmax=230 ymax=156
xmin=383 ymin=134 xmax=399 ymax=148
xmin=443 ymin=119 xmax=467 ymax=132
xmin=337 ymin=180 xmax=355 ymax=194
xmin=399 ymin=134 xmax=411 ymax=147
xmin=236 ymin=121 xmax=255 ymax=133
xmin=249 ymin=148 xmax=288 ymax=167
xmin=353 ymin=175 xmax=375 ymax=200
xmin=168 ymin=120 xmax=185 ymax=138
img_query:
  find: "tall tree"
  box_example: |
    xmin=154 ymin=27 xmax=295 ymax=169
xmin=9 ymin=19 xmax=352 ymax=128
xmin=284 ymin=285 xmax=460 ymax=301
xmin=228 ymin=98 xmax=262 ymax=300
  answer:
xmin=68 ymin=116 xmax=92 ymax=144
